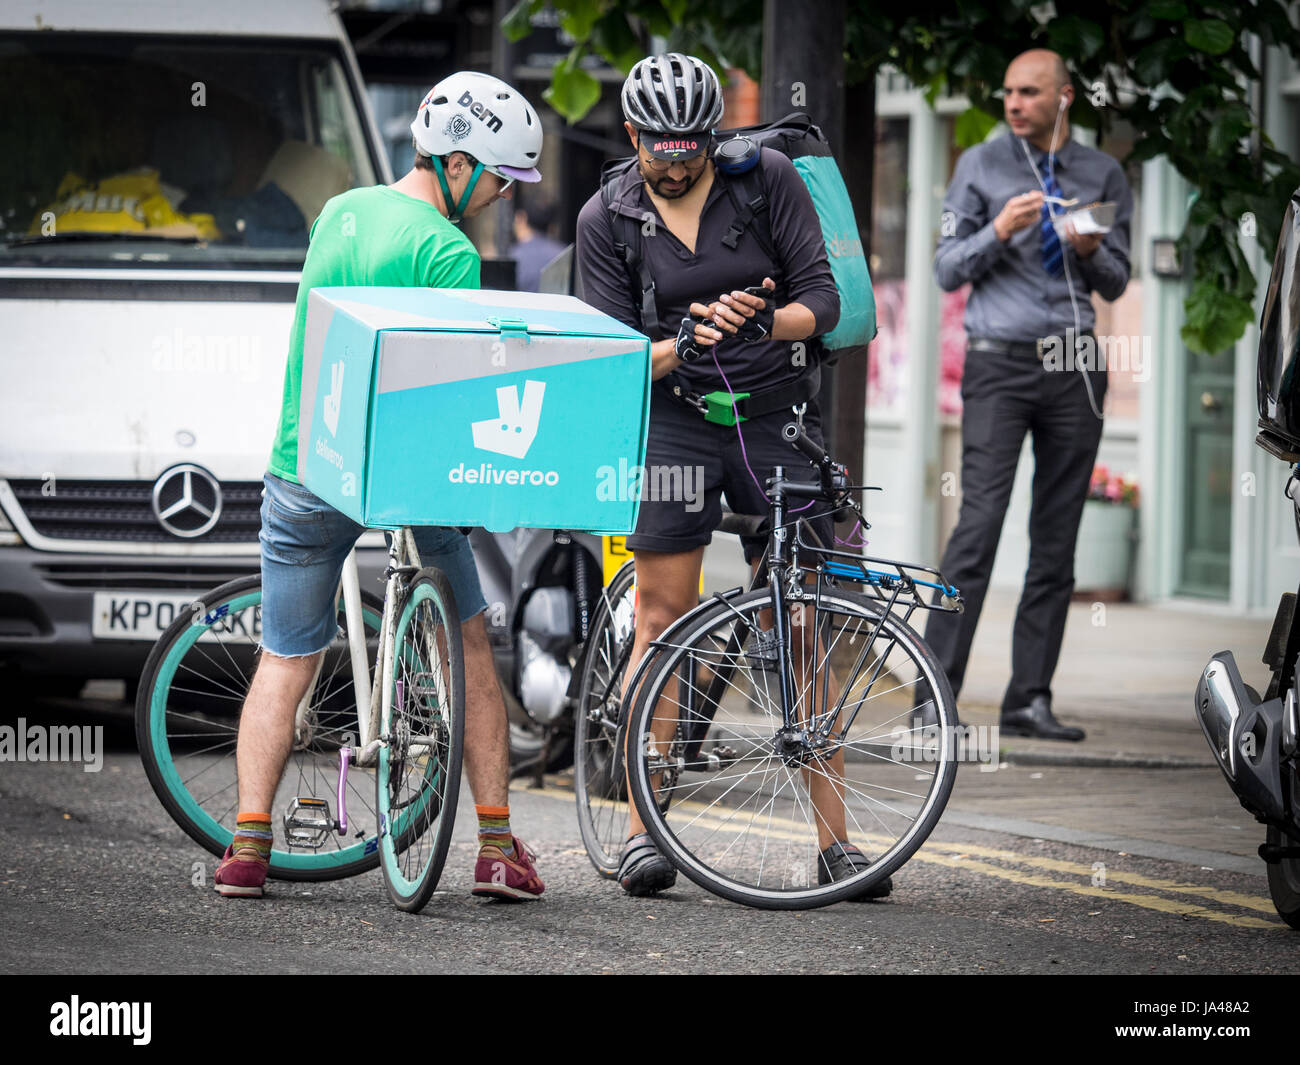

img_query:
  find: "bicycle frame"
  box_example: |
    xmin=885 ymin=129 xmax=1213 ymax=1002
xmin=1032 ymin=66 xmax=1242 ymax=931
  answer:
xmin=289 ymin=528 xmax=424 ymax=837
xmin=627 ymin=453 xmax=965 ymax=766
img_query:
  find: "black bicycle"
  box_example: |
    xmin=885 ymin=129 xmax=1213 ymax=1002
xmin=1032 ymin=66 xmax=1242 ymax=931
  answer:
xmin=574 ymin=421 xmax=965 ymax=909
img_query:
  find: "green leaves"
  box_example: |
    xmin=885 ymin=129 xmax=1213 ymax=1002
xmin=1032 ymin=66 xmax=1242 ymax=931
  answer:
xmin=1046 ymin=15 xmax=1105 ymax=59
xmin=559 ymin=0 xmax=606 ymax=42
xmin=1207 ymin=102 xmax=1250 ymax=156
xmin=502 ymin=0 xmax=543 ymax=42
xmin=953 ymin=106 xmax=999 ymax=148
xmin=1181 ymin=279 xmax=1256 ymax=356
xmin=590 ymin=13 xmax=644 ymax=73
xmin=1255 ymin=0 xmax=1299 ymax=46
xmin=1134 ymin=36 xmax=1189 ymax=85
xmin=542 ymin=47 xmax=602 ymax=124
xmin=1147 ymin=0 xmax=1188 ymax=19
xmin=1184 ymin=18 xmax=1234 ymax=55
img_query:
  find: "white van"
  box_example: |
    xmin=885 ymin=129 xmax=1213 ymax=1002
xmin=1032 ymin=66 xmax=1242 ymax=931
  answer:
xmin=0 ymin=0 xmax=391 ymax=694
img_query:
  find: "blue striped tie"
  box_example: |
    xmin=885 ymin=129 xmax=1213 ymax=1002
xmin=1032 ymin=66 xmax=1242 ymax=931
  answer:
xmin=1040 ymin=155 xmax=1064 ymax=279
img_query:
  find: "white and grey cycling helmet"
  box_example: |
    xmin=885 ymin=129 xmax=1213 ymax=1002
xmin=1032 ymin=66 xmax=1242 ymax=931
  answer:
xmin=621 ymin=52 xmax=724 ymax=134
xmin=411 ymin=70 xmax=542 ymax=221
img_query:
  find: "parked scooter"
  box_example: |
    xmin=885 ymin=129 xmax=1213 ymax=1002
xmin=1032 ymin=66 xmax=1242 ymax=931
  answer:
xmin=469 ymin=527 xmax=604 ymax=778
xmin=1195 ymin=186 xmax=1300 ymax=929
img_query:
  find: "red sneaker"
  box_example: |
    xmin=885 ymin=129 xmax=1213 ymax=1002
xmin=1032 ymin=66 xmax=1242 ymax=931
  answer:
xmin=214 ymin=845 xmax=269 ymax=898
xmin=472 ymin=837 xmax=544 ymax=901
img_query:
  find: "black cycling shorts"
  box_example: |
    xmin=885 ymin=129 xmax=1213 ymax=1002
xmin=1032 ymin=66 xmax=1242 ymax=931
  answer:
xmin=625 ymin=387 xmax=836 ymax=563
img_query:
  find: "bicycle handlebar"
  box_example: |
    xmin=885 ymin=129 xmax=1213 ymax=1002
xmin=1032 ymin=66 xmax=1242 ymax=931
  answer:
xmin=782 ymin=421 xmax=829 ymax=466
xmin=782 ymin=421 xmax=849 ymax=499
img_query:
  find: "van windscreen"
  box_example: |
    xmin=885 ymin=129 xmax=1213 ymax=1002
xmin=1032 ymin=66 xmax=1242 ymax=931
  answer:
xmin=0 ymin=32 xmax=378 ymax=267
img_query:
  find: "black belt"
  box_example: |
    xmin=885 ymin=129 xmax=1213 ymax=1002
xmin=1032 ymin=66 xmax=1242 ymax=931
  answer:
xmin=659 ymin=364 xmax=821 ymax=423
xmin=968 ymin=333 xmax=1094 ymax=361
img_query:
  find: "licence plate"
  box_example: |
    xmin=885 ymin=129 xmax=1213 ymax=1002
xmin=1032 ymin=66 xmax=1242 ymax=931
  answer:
xmin=601 ymin=536 xmax=632 ymax=586
xmin=91 ymin=592 xmax=261 ymax=643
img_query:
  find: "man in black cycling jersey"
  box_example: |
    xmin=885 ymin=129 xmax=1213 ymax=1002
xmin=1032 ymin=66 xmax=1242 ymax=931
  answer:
xmin=576 ymin=52 xmax=889 ymax=901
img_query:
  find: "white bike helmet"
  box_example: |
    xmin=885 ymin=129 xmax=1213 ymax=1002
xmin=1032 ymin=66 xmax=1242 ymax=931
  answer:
xmin=621 ymin=52 xmax=724 ymax=134
xmin=411 ymin=71 xmax=543 ymax=221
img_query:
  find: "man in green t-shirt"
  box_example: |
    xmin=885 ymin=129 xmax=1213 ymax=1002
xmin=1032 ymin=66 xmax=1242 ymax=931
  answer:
xmin=216 ymin=72 xmax=548 ymax=902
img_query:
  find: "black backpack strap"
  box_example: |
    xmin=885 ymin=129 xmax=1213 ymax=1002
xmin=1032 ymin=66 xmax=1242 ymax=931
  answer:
xmin=721 ymin=163 xmax=777 ymax=265
xmin=602 ymin=158 xmax=658 ymax=334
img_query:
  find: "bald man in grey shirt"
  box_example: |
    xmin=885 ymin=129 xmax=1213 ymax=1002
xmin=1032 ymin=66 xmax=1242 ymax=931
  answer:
xmin=921 ymin=49 xmax=1133 ymax=742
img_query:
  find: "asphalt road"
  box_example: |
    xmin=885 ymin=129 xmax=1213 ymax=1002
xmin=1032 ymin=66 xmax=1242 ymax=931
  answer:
xmin=1 ymin=696 xmax=1296 ymax=978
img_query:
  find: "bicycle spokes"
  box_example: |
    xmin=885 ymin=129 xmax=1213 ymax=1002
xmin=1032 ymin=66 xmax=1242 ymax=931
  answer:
xmin=628 ymin=588 xmax=957 ymax=905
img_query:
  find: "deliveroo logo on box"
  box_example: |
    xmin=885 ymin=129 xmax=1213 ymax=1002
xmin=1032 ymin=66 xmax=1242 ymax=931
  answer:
xmin=472 ymin=380 xmax=544 ymax=458
xmin=314 ymin=359 xmax=348 ymax=477
xmin=454 ymin=379 xmax=561 ymax=488
xmin=323 ymin=361 xmax=345 ymax=436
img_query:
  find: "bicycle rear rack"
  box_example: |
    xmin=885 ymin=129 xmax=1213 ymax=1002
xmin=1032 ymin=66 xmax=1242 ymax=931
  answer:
xmin=792 ymin=524 xmax=964 ymax=621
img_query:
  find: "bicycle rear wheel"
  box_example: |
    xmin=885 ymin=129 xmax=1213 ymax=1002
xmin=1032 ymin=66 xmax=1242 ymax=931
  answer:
xmin=625 ymin=586 xmax=959 ymax=909
xmin=377 ymin=567 xmax=465 ymax=912
xmin=573 ymin=560 xmax=637 ymax=877
xmin=135 ymin=576 xmax=384 ymax=881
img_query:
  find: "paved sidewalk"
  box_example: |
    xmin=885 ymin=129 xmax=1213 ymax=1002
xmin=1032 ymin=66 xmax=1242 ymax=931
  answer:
xmin=938 ymin=589 xmax=1279 ymax=871
xmin=956 ymin=590 xmax=1276 ymax=768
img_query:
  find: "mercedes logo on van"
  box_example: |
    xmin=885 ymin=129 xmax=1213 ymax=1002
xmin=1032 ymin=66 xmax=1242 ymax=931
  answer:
xmin=151 ymin=464 xmax=222 ymax=539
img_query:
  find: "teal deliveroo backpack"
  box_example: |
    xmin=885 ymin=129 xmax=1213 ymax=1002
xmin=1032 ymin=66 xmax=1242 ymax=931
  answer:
xmin=599 ymin=111 xmax=876 ymax=364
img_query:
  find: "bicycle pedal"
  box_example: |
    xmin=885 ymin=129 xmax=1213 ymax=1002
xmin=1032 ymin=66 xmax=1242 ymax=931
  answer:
xmin=284 ymin=797 xmax=334 ymax=849
xmin=705 ymin=745 xmax=739 ymax=771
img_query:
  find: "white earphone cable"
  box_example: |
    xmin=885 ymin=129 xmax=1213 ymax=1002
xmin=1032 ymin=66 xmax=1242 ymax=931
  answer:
xmin=1017 ymin=96 xmax=1104 ymax=420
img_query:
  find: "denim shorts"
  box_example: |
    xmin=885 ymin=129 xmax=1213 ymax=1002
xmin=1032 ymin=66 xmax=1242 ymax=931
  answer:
xmin=258 ymin=472 xmax=486 ymax=657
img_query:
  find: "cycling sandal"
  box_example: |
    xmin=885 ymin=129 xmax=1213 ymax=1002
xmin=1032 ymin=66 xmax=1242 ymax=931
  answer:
xmin=618 ymin=833 xmax=677 ymax=896
xmin=817 ymin=841 xmax=892 ymax=901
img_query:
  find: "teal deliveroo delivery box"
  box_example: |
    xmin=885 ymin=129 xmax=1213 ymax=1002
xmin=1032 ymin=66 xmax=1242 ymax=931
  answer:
xmin=297 ymin=287 xmax=651 ymax=534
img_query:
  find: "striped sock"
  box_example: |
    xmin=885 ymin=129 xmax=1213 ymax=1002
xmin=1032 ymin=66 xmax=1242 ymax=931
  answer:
xmin=475 ymin=805 xmax=515 ymax=859
xmin=232 ymin=812 xmax=273 ymax=862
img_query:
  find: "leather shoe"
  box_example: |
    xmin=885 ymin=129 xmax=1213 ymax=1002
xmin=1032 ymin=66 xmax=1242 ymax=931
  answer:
xmin=911 ymin=694 xmax=940 ymax=731
xmin=1000 ymin=696 xmax=1085 ymax=742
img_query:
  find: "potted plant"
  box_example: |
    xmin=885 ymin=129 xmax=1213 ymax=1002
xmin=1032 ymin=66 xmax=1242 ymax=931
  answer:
xmin=1073 ymin=465 xmax=1139 ymax=600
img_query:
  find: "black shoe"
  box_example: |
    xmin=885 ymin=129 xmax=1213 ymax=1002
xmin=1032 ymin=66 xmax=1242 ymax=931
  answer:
xmin=817 ymin=841 xmax=892 ymax=901
xmin=618 ymin=833 xmax=677 ymax=896
xmin=911 ymin=696 xmax=940 ymax=732
xmin=1000 ymin=696 xmax=1085 ymax=742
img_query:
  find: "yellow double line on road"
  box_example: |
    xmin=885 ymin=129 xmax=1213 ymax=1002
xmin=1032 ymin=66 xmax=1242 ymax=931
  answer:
xmin=520 ymin=782 xmax=1282 ymax=929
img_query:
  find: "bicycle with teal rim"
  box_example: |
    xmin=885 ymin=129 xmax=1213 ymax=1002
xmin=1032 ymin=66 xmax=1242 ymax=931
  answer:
xmin=135 ymin=526 xmax=465 ymax=913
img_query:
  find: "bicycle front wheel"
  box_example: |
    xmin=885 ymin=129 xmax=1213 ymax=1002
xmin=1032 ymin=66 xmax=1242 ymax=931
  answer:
xmin=574 ymin=559 xmax=637 ymax=877
xmin=625 ymin=586 xmax=959 ymax=909
xmin=377 ymin=567 xmax=465 ymax=912
xmin=135 ymin=576 xmax=384 ymax=881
